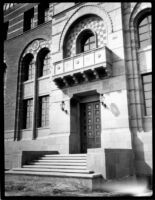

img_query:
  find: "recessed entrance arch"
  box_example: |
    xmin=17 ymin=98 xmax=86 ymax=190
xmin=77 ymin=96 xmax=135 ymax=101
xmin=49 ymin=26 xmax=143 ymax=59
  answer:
xmin=69 ymin=90 xmax=101 ymax=153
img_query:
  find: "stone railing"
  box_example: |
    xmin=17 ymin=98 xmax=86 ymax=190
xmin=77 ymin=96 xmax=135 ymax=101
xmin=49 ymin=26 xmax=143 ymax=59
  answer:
xmin=53 ymin=46 xmax=112 ymax=77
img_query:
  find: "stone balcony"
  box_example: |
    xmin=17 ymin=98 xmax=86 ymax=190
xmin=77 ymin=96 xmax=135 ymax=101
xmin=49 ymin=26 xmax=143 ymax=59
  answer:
xmin=53 ymin=46 xmax=113 ymax=88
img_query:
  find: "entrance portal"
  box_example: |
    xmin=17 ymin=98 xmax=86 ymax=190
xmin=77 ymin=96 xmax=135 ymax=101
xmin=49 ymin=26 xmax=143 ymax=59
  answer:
xmin=80 ymin=101 xmax=101 ymax=153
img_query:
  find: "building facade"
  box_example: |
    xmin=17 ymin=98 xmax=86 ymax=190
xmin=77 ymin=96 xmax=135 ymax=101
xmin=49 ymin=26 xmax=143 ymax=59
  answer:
xmin=4 ymin=2 xmax=152 ymax=181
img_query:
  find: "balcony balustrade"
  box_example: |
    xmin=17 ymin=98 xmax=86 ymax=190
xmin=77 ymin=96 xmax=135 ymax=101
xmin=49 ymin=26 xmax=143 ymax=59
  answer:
xmin=53 ymin=46 xmax=112 ymax=87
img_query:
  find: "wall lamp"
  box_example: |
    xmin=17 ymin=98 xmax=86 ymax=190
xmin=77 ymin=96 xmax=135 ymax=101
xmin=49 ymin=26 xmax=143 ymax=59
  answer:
xmin=100 ymin=94 xmax=108 ymax=108
xmin=60 ymin=101 xmax=68 ymax=113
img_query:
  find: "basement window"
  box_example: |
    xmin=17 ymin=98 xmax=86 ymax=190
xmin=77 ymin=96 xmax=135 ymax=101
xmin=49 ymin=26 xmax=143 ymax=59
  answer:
xmin=23 ymin=8 xmax=34 ymax=32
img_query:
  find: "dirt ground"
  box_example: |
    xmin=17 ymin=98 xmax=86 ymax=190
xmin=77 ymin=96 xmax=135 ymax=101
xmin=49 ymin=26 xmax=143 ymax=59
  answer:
xmin=4 ymin=175 xmax=152 ymax=197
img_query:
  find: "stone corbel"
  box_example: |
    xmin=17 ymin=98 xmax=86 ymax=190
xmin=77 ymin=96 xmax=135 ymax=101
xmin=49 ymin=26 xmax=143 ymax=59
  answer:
xmin=63 ymin=78 xmax=69 ymax=87
xmin=82 ymin=73 xmax=88 ymax=82
xmin=105 ymin=66 xmax=112 ymax=77
xmin=93 ymin=69 xmax=99 ymax=79
xmin=73 ymin=75 xmax=78 ymax=84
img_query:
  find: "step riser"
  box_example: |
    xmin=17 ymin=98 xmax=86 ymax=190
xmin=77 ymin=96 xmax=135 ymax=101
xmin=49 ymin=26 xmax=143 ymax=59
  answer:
xmin=23 ymin=165 xmax=87 ymax=169
xmin=34 ymin=160 xmax=87 ymax=163
xmin=40 ymin=158 xmax=86 ymax=160
xmin=12 ymin=168 xmax=94 ymax=174
xmin=31 ymin=163 xmax=87 ymax=166
xmin=44 ymin=154 xmax=87 ymax=156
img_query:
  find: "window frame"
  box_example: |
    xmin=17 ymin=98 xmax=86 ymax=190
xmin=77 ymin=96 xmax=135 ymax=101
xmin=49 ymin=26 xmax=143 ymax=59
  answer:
xmin=37 ymin=49 xmax=50 ymax=78
xmin=38 ymin=3 xmax=49 ymax=25
xmin=37 ymin=95 xmax=49 ymax=128
xmin=76 ymin=29 xmax=97 ymax=54
xmin=22 ymin=98 xmax=33 ymax=129
xmin=141 ymin=73 xmax=152 ymax=116
xmin=23 ymin=8 xmax=34 ymax=32
xmin=137 ymin=14 xmax=151 ymax=49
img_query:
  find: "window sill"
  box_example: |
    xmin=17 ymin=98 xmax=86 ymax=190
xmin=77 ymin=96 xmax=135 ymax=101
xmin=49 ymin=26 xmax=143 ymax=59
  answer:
xmin=143 ymin=115 xmax=152 ymax=119
xmin=138 ymin=46 xmax=152 ymax=53
xmin=23 ymin=79 xmax=34 ymax=84
xmin=22 ymin=128 xmax=32 ymax=131
xmin=37 ymin=126 xmax=50 ymax=130
xmin=38 ymin=75 xmax=50 ymax=80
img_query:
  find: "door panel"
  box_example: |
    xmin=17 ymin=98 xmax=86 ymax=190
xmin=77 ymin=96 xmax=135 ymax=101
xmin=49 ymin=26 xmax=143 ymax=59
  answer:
xmin=80 ymin=101 xmax=101 ymax=153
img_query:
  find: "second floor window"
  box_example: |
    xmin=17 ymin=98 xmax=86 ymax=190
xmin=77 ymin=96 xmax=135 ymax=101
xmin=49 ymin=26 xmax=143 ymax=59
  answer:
xmin=24 ymin=8 xmax=34 ymax=32
xmin=83 ymin=35 xmax=95 ymax=52
xmin=142 ymin=73 xmax=152 ymax=116
xmin=138 ymin=14 xmax=151 ymax=49
xmin=24 ymin=56 xmax=35 ymax=81
xmin=76 ymin=29 xmax=96 ymax=54
xmin=38 ymin=50 xmax=50 ymax=77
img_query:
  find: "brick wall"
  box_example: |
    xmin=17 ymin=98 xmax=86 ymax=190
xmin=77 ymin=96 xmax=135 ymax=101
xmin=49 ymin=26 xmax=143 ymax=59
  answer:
xmin=4 ymin=22 xmax=52 ymax=131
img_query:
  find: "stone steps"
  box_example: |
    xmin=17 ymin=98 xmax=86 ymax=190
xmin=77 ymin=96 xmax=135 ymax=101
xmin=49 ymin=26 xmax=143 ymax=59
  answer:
xmin=5 ymin=153 xmax=104 ymax=191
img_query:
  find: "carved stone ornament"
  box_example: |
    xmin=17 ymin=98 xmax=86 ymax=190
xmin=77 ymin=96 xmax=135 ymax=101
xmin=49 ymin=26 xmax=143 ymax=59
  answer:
xmin=32 ymin=40 xmax=40 ymax=51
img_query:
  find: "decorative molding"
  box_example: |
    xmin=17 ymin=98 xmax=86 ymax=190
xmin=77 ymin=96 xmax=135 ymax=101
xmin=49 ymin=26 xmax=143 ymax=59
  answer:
xmin=59 ymin=4 xmax=113 ymax=52
xmin=129 ymin=2 xmax=151 ymax=28
xmin=22 ymin=39 xmax=50 ymax=60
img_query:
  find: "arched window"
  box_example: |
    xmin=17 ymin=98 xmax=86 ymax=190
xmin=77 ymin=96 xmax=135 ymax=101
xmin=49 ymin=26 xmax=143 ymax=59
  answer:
xmin=37 ymin=49 xmax=50 ymax=77
xmin=137 ymin=13 xmax=152 ymax=116
xmin=138 ymin=14 xmax=151 ymax=49
xmin=22 ymin=54 xmax=35 ymax=81
xmin=76 ymin=29 xmax=96 ymax=54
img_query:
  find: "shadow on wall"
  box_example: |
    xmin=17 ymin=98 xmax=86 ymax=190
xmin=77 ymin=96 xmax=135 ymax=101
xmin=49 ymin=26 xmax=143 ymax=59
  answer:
xmin=105 ymin=149 xmax=134 ymax=180
xmin=133 ymin=131 xmax=152 ymax=189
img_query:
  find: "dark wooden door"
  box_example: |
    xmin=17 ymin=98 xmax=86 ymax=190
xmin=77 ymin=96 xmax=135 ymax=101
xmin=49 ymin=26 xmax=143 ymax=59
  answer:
xmin=80 ymin=101 xmax=101 ymax=153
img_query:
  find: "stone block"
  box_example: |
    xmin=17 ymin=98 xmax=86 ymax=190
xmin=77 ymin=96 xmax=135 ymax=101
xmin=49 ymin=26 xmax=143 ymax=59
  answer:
xmin=51 ymin=34 xmax=61 ymax=53
xmin=87 ymin=148 xmax=106 ymax=178
xmin=112 ymin=60 xmax=125 ymax=76
xmin=109 ymin=8 xmax=122 ymax=31
xmin=108 ymin=30 xmax=123 ymax=50
xmin=112 ymin=47 xmax=124 ymax=61
xmin=53 ymin=3 xmax=75 ymax=15
xmin=101 ymin=2 xmax=121 ymax=12
xmin=101 ymin=128 xmax=132 ymax=149
xmin=105 ymin=149 xmax=134 ymax=179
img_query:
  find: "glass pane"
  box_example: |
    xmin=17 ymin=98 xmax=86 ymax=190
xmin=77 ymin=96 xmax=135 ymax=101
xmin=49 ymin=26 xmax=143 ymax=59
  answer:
xmin=84 ymin=44 xmax=89 ymax=52
xmin=139 ymin=25 xmax=149 ymax=34
xmin=140 ymin=39 xmax=151 ymax=48
xmin=90 ymin=36 xmax=95 ymax=42
xmin=144 ymin=91 xmax=152 ymax=99
xmin=85 ymin=38 xmax=89 ymax=45
xmin=145 ymin=99 xmax=152 ymax=107
xmin=140 ymin=17 xmax=148 ymax=26
xmin=143 ymin=74 xmax=152 ymax=83
xmin=146 ymin=107 xmax=152 ymax=116
xmin=144 ymin=83 xmax=152 ymax=92
xmin=90 ymin=43 xmax=95 ymax=50
xmin=148 ymin=15 xmax=151 ymax=23
xmin=139 ymin=32 xmax=150 ymax=41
